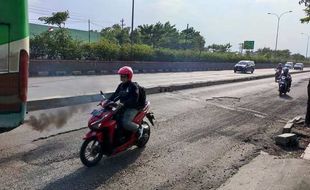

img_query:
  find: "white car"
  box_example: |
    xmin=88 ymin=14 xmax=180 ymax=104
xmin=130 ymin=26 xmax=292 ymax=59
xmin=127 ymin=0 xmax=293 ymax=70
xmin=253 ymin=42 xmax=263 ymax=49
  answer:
xmin=294 ymin=63 xmax=304 ymax=70
xmin=284 ymin=62 xmax=294 ymax=69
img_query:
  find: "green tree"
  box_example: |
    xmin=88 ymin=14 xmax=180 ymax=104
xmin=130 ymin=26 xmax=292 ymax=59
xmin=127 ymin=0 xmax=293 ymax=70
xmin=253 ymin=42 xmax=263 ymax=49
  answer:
xmin=131 ymin=29 xmax=142 ymax=44
xmin=92 ymin=39 xmax=120 ymax=61
xmin=256 ymin=48 xmax=292 ymax=59
xmin=291 ymin=53 xmax=306 ymax=61
xmin=256 ymin=47 xmax=273 ymax=59
xmin=179 ymin=27 xmax=206 ymax=50
xmin=100 ymin=24 xmax=131 ymax=45
xmin=38 ymin=11 xmax=70 ymax=28
xmin=158 ymin=22 xmax=180 ymax=49
xmin=300 ymin=0 xmax=310 ymax=23
xmin=136 ymin=22 xmax=205 ymax=50
xmin=30 ymin=32 xmax=50 ymax=59
xmin=138 ymin=24 xmax=156 ymax=47
xmin=275 ymin=49 xmax=291 ymax=58
xmin=30 ymin=29 xmax=82 ymax=59
xmin=207 ymin=43 xmax=232 ymax=53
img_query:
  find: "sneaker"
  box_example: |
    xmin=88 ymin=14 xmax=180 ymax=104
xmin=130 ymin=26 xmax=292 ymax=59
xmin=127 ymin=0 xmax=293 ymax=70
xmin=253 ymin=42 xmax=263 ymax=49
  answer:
xmin=138 ymin=126 xmax=144 ymax=139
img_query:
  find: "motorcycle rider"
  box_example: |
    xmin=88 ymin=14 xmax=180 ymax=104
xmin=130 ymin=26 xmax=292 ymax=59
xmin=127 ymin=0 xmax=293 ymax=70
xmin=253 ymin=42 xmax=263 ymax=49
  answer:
xmin=108 ymin=66 xmax=143 ymax=139
xmin=275 ymin=63 xmax=283 ymax=82
xmin=277 ymin=63 xmax=283 ymax=71
xmin=280 ymin=67 xmax=292 ymax=91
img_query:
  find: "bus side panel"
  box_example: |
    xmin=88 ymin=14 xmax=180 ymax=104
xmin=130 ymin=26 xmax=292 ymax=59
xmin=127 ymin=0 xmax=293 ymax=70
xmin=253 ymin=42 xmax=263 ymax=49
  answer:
xmin=0 ymin=0 xmax=28 ymax=131
xmin=0 ymin=103 xmax=25 ymax=129
xmin=0 ymin=73 xmax=19 ymax=96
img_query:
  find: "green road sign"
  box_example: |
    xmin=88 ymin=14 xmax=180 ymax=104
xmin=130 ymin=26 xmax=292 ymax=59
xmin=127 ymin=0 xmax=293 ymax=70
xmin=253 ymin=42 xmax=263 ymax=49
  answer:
xmin=244 ymin=41 xmax=254 ymax=50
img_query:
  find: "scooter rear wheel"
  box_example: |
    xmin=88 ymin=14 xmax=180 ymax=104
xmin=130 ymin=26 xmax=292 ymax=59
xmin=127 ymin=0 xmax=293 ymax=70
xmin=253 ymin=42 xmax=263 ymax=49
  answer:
xmin=80 ymin=138 xmax=104 ymax=167
xmin=137 ymin=122 xmax=151 ymax=148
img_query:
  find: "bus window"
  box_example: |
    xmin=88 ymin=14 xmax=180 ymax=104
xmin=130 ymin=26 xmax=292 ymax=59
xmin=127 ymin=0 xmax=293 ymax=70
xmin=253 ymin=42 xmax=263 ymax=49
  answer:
xmin=0 ymin=24 xmax=9 ymax=73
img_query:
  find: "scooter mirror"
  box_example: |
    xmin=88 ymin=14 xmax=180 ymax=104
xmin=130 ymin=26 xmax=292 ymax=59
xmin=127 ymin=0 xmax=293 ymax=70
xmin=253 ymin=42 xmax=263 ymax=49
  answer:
xmin=100 ymin=91 xmax=106 ymax=99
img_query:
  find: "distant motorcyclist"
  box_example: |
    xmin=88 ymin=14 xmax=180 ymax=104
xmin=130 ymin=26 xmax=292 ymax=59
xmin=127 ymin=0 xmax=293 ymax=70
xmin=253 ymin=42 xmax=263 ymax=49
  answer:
xmin=280 ymin=67 xmax=292 ymax=91
xmin=275 ymin=63 xmax=283 ymax=82
xmin=277 ymin=63 xmax=283 ymax=71
xmin=108 ymin=66 xmax=143 ymax=139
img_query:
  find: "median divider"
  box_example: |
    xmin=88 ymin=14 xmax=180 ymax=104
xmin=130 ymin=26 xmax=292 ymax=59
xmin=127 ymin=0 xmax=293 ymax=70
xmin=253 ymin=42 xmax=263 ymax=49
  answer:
xmin=27 ymin=70 xmax=310 ymax=112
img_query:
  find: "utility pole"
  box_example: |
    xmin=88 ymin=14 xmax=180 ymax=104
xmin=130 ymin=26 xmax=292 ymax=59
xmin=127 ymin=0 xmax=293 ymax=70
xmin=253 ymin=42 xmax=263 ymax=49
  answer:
xmin=131 ymin=0 xmax=135 ymax=44
xmin=130 ymin=0 xmax=135 ymax=60
xmin=302 ymin=33 xmax=310 ymax=59
xmin=88 ymin=19 xmax=91 ymax=43
xmin=120 ymin=18 xmax=125 ymax=29
xmin=307 ymin=36 xmax=309 ymax=59
xmin=185 ymin=24 xmax=189 ymax=49
xmin=239 ymin=43 xmax=244 ymax=54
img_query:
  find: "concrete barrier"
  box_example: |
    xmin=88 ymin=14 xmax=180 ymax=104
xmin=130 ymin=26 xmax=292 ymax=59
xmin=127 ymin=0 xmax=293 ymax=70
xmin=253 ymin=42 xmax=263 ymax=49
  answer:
xmin=28 ymin=93 xmax=111 ymax=111
xmin=55 ymin=71 xmax=67 ymax=76
xmin=72 ymin=71 xmax=82 ymax=75
xmin=100 ymin=70 xmax=109 ymax=74
xmin=87 ymin=70 xmax=96 ymax=75
xmin=29 ymin=60 xmax=286 ymax=77
xmin=38 ymin=71 xmax=49 ymax=76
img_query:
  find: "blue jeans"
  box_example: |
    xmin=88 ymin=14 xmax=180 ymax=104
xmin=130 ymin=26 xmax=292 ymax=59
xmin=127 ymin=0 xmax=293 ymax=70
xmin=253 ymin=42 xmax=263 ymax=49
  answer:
xmin=121 ymin=108 xmax=139 ymax=132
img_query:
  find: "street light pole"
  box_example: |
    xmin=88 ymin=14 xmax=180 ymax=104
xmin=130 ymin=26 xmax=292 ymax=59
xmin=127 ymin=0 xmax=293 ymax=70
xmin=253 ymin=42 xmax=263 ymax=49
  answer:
xmin=267 ymin=11 xmax=292 ymax=51
xmin=131 ymin=0 xmax=135 ymax=43
xmin=307 ymin=36 xmax=309 ymax=59
xmin=301 ymin=33 xmax=310 ymax=59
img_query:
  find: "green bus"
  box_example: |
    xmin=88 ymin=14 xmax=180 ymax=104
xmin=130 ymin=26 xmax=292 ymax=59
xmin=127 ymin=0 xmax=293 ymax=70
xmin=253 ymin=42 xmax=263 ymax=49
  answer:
xmin=0 ymin=0 xmax=29 ymax=132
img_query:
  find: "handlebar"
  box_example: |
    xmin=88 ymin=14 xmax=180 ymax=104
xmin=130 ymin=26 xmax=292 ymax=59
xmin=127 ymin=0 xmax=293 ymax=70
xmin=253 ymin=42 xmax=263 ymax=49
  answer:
xmin=99 ymin=91 xmax=123 ymax=109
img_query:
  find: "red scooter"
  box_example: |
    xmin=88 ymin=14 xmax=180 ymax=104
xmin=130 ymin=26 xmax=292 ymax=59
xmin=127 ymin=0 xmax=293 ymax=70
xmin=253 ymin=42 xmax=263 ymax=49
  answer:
xmin=80 ymin=91 xmax=155 ymax=167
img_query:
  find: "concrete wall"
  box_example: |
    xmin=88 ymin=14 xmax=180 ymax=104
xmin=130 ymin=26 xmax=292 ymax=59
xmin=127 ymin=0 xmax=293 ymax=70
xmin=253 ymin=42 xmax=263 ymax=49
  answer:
xmin=29 ymin=60 xmax=277 ymax=77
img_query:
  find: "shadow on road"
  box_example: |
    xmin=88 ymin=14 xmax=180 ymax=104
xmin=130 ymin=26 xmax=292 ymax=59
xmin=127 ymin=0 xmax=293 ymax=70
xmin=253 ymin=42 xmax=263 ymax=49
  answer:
xmin=279 ymin=94 xmax=293 ymax=100
xmin=234 ymin=72 xmax=255 ymax=75
xmin=43 ymin=147 xmax=144 ymax=190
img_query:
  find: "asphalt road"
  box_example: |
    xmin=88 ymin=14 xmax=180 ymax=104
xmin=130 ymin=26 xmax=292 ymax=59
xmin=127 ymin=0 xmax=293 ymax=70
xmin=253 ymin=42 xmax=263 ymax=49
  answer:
xmin=1 ymin=72 xmax=309 ymax=190
xmin=28 ymin=68 xmax=308 ymax=100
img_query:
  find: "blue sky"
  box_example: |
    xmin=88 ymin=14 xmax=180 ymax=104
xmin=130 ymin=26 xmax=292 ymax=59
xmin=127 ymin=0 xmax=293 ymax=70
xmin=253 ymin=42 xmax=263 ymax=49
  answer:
xmin=29 ymin=0 xmax=310 ymax=55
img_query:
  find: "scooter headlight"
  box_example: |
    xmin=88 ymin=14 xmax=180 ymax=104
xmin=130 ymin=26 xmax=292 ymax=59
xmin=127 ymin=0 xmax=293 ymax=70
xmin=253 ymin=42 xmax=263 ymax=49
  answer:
xmin=89 ymin=113 xmax=108 ymax=130
xmin=90 ymin=121 xmax=101 ymax=130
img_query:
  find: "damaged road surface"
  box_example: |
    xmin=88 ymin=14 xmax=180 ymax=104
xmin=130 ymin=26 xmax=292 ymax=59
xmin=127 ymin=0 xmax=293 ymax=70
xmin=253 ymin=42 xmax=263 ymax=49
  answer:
xmin=0 ymin=72 xmax=309 ymax=190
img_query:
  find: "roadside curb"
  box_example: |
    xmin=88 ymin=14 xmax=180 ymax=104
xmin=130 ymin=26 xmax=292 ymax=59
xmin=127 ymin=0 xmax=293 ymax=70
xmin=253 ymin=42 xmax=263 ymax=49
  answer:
xmin=302 ymin=144 xmax=310 ymax=160
xmin=27 ymin=70 xmax=310 ymax=111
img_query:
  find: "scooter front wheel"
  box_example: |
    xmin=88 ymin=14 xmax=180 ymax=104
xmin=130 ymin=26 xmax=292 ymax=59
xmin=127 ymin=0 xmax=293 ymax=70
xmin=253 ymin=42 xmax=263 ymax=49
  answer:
xmin=80 ymin=138 xmax=104 ymax=167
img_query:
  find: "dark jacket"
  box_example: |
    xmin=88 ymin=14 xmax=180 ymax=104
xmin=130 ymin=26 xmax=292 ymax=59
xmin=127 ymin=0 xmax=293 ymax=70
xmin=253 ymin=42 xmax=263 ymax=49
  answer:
xmin=308 ymin=79 xmax=310 ymax=98
xmin=306 ymin=79 xmax=310 ymax=125
xmin=109 ymin=81 xmax=139 ymax=109
xmin=281 ymin=73 xmax=292 ymax=82
xmin=276 ymin=65 xmax=283 ymax=71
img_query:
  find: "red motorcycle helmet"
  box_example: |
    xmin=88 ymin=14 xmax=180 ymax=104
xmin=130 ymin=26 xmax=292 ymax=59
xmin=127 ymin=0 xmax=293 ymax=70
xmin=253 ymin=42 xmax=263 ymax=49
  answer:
xmin=118 ymin=66 xmax=134 ymax=81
